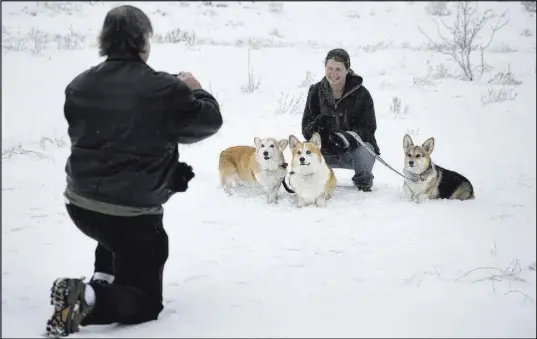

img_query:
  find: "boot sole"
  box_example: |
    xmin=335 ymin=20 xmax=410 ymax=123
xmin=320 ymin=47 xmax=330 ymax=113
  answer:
xmin=46 ymin=278 xmax=86 ymax=337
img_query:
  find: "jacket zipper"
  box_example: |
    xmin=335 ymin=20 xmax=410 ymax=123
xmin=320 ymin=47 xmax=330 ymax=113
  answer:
xmin=334 ymin=84 xmax=362 ymax=129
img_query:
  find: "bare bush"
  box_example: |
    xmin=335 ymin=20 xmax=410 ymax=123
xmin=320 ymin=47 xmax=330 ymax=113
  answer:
xmin=431 ymin=63 xmax=450 ymax=79
xmin=153 ymin=28 xmax=197 ymax=46
xmin=413 ymin=74 xmax=436 ymax=87
xmin=425 ymin=1 xmax=452 ymax=16
xmin=55 ymin=26 xmax=86 ymax=51
xmin=2 ymin=25 xmax=91 ymax=54
xmin=40 ymin=137 xmax=67 ymax=149
xmin=413 ymin=60 xmax=452 ymax=87
xmin=36 ymin=2 xmax=83 ymax=15
xmin=26 ymin=28 xmax=48 ymax=54
xmin=406 ymin=127 xmax=421 ymax=136
xmin=233 ymin=37 xmax=288 ymax=49
xmin=361 ymin=41 xmax=393 ymax=53
xmin=521 ymin=1 xmax=536 ymax=12
xmin=2 ymin=145 xmax=49 ymax=161
xmin=419 ymin=1 xmax=509 ymax=81
xmin=274 ymin=93 xmax=305 ymax=116
xmin=241 ymin=48 xmax=261 ymax=93
xmin=481 ymin=87 xmax=518 ymax=105
xmin=489 ymin=43 xmax=518 ymax=53
xmin=488 ymin=65 xmax=522 ymax=85
xmin=299 ymin=71 xmax=316 ymax=88
xmin=390 ymin=96 xmax=411 ymax=119
xmin=406 ymin=258 xmax=532 ymax=297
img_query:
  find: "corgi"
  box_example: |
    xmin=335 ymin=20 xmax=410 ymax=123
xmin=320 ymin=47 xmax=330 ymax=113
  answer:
xmin=218 ymin=137 xmax=289 ymax=204
xmin=287 ymin=132 xmax=337 ymax=208
xmin=402 ymin=134 xmax=475 ymax=203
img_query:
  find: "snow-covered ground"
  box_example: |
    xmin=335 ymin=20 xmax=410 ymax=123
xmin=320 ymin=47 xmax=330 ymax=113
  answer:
xmin=2 ymin=1 xmax=536 ymax=337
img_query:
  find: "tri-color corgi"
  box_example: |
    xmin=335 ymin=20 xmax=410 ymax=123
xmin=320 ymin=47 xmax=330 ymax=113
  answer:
xmin=287 ymin=132 xmax=337 ymax=208
xmin=218 ymin=137 xmax=289 ymax=204
xmin=402 ymin=134 xmax=474 ymax=203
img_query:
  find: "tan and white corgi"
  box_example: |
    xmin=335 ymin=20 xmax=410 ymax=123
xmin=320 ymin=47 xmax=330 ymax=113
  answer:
xmin=287 ymin=132 xmax=337 ymax=208
xmin=218 ymin=137 xmax=289 ymax=204
xmin=402 ymin=134 xmax=475 ymax=203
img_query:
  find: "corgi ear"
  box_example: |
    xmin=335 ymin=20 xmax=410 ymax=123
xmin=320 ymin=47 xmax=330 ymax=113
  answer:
xmin=278 ymin=139 xmax=288 ymax=151
xmin=403 ymin=134 xmax=413 ymax=150
xmin=254 ymin=137 xmax=262 ymax=148
xmin=289 ymin=135 xmax=300 ymax=149
xmin=422 ymin=137 xmax=435 ymax=154
xmin=309 ymin=132 xmax=322 ymax=148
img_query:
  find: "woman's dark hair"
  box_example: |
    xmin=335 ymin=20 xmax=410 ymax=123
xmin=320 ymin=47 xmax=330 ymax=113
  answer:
xmin=98 ymin=5 xmax=153 ymax=57
xmin=324 ymin=48 xmax=351 ymax=70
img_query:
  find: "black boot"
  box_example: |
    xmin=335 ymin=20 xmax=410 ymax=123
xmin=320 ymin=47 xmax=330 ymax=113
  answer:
xmin=46 ymin=278 xmax=93 ymax=337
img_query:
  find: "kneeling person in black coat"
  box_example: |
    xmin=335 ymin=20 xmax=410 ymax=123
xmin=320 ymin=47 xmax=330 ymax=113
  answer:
xmin=46 ymin=5 xmax=223 ymax=337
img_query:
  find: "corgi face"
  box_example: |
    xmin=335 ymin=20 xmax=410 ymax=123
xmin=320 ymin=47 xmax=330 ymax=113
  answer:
xmin=403 ymin=134 xmax=434 ymax=174
xmin=254 ymin=137 xmax=288 ymax=163
xmin=288 ymin=133 xmax=325 ymax=174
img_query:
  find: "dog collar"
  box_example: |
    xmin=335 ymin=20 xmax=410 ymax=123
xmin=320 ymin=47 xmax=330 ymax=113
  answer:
xmin=407 ymin=164 xmax=434 ymax=182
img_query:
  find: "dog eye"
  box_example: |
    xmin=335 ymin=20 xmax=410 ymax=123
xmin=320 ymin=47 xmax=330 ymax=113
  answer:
xmin=270 ymin=144 xmax=274 ymax=148
xmin=407 ymin=153 xmax=411 ymax=157
xmin=297 ymin=151 xmax=301 ymax=155
xmin=306 ymin=150 xmax=311 ymax=155
xmin=261 ymin=144 xmax=265 ymax=148
xmin=416 ymin=154 xmax=421 ymax=158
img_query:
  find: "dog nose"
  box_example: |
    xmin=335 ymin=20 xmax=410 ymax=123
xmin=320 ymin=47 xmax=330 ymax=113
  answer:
xmin=409 ymin=161 xmax=414 ymax=166
xmin=263 ymin=151 xmax=268 ymax=156
xmin=299 ymin=157 xmax=305 ymax=162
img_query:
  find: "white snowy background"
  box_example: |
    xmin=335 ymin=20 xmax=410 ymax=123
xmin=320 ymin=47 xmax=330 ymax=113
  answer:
xmin=2 ymin=1 xmax=536 ymax=337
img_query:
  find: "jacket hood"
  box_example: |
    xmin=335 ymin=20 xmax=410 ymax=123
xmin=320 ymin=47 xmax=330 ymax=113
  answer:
xmin=345 ymin=70 xmax=363 ymax=89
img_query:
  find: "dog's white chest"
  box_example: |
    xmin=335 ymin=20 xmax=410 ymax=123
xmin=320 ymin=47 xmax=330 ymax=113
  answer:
xmin=291 ymin=170 xmax=328 ymax=201
xmin=406 ymin=179 xmax=429 ymax=194
xmin=404 ymin=169 xmax=436 ymax=200
xmin=256 ymin=167 xmax=286 ymax=190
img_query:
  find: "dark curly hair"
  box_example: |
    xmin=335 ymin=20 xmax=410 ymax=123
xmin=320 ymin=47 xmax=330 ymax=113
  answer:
xmin=98 ymin=5 xmax=153 ymax=57
xmin=324 ymin=48 xmax=351 ymax=70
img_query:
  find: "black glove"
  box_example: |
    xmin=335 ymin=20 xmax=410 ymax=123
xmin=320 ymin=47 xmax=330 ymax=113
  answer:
xmin=312 ymin=115 xmax=335 ymax=142
xmin=315 ymin=115 xmax=335 ymax=132
xmin=328 ymin=130 xmax=359 ymax=153
xmin=171 ymin=162 xmax=195 ymax=192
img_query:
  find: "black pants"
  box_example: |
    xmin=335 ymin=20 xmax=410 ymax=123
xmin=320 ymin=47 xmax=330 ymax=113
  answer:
xmin=65 ymin=203 xmax=169 ymax=325
xmin=94 ymin=243 xmax=114 ymax=276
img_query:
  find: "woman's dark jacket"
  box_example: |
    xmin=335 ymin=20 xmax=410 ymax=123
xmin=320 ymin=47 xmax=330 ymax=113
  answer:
xmin=301 ymin=73 xmax=380 ymax=156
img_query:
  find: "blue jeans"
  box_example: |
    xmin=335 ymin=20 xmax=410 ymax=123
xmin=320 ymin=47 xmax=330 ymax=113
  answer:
xmin=324 ymin=142 xmax=376 ymax=188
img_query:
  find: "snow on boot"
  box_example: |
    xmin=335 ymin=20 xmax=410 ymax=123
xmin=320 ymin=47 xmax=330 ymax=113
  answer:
xmin=45 ymin=278 xmax=93 ymax=338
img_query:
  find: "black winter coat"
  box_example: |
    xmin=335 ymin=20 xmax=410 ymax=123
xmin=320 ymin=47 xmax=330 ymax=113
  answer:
xmin=64 ymin=52 xmax=223 ymax=208
xmin=301 ymin=73 xmax=380 ymax=156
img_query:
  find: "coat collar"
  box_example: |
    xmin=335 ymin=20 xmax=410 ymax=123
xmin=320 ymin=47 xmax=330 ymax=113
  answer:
xmin=106 ymin=51 xmax=144 ymax=62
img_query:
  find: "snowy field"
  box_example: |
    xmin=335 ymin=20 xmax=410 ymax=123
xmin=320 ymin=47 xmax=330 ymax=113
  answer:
xmin=2 ymin=1 xmax=536 ymax=337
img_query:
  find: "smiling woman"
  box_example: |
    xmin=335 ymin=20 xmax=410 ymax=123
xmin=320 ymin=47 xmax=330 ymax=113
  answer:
xmin=301 ymin=48 xmax=380 ymax=192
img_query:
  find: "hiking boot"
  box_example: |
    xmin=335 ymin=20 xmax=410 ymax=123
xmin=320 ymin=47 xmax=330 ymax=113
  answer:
xmin=46 ymin=278 xmax=93 ymax=338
